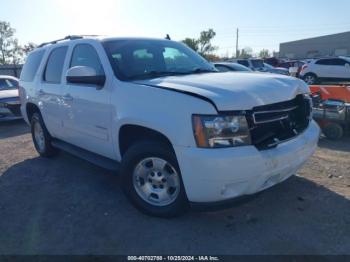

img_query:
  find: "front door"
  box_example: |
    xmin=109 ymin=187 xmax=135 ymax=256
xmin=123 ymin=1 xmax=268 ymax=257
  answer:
xmin=61 ymin=43 xmax=115 ymax=159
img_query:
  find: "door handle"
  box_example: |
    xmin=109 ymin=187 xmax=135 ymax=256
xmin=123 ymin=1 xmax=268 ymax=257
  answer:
xmin=62 ymin=94 xmax=73 ymax=101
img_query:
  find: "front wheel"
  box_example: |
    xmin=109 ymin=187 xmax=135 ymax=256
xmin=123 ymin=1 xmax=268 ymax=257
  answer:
xmin=323 ymin=123 xmax=344 ymax=140
xmin=120 ymin=141 xmax=189 ymax=217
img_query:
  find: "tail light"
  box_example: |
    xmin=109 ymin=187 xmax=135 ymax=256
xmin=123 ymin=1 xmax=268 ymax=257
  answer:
xmin=301 ymin=64 xmax=308 ymax=72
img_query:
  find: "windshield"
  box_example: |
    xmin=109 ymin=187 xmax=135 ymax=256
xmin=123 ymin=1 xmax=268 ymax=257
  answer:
xmin=251 ymin=59 xmax=264 ymax=68
xmin=103 ymin=39 xmax=217 ymax=80
xmin=263 ymin=63 xmax=273 ymax=69
xmin=0 ymin=78 xmax=18 ymax=91
xmin=232 ymin=63 xmax=252 ymax=71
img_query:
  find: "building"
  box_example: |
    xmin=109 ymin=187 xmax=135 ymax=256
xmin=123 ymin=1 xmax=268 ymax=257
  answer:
xmin=0 ymin=65 xmax=22 ymax=78
xmin=279 ymin=31 xmax=350 ymax=59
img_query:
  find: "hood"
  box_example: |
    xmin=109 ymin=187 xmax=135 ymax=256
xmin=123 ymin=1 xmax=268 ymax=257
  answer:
xmin=135 ymin=72 xmax=309 ymax=111
xmin=0 ymin=89 xmax=18 ymax=100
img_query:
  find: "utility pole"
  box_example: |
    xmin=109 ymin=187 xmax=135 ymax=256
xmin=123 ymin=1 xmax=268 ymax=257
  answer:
xmin=235 ymin=28 xmax=239 ymax=58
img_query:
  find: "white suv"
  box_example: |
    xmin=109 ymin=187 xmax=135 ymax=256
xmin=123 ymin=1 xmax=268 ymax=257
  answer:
xmin=19 ymin=35 xmax=320 ymax=217
xmin=300 ymin=57 xmax=350 ymax=84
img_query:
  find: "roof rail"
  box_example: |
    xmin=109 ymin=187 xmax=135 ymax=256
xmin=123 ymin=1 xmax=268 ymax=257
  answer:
xmin=37 ymin=35 xmax=99 ymax=48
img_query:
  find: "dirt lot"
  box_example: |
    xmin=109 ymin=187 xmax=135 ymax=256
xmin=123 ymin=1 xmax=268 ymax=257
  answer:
xmin=0 ymin=120 xmax=349 ymax=255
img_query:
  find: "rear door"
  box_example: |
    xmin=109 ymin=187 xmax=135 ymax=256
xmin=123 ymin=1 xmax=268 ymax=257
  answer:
xmin=39 ymin=46 xmax=68 ymax=139
xmin=61 ymin=42 xmax=114 ymax=159
xmin=329 ymin=58 xmax=350 ymax=79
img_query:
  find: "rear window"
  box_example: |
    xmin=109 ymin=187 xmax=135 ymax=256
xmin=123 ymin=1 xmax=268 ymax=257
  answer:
xmin=0 ymin=78 xmax=17 ymax=90
xmin=20 ymin=50 xmax=45 ymax=82
xmin=44 ymin=46 xmax=68 ymax=83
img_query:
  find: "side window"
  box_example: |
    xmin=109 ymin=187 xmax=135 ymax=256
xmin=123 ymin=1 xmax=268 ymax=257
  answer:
xmin=70 ymin=44 xmax=104 ymax=75
xmin=20 ymin=50 xmax=45 ymax=82
xmin=238 ymin=60 xmax=249 ymax=67
xmin=331 ymin=59 xmax=347 ymax=66
xmin=44 ymin=46 xmax=68 ymax=83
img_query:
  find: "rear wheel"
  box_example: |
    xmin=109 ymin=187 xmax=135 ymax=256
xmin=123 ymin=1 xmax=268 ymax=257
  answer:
xmin=31 ymin=112 xmax=57 ymax=157
xmin=303 ymin=73 xmax=318 ymax=85
xmin=120 ymin=141 xmax=188 ymax=217
xmin=323 ymin=123 xmax=344 ymax=140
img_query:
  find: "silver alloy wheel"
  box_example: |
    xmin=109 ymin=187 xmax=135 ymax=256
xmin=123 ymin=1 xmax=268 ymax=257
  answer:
xmin=133 ymin=157 xmax=180 ymax=207
xmin=34 ymin=121 xmax=45 ymax=152
xmin=304 ymin=75 xmax=316 ymax=84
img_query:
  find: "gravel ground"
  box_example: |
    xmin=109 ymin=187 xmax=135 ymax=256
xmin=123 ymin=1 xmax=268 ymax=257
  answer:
xmin=0 ymin=120 xmax=349 ymax=255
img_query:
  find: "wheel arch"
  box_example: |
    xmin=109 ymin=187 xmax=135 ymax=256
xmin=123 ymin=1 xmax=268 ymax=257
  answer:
xmin=118 ymin=124 xmax=175 ymax=158
xmin=26 ymin=102 xmax=41 ymax=121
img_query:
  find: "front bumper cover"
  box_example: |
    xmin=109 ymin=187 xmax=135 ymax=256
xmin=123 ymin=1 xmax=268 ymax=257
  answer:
xmin=175 ymin=120 xmax=320 ymax=203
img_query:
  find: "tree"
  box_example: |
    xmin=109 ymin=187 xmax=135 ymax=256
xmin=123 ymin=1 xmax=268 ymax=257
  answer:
xmin=182 ymin=29 xmax=218 ymax=58
xmin=259 ymin=49 xmax=270 ymax=58
xmin=182 ymin=38 xmax=199 ymax=52
xmin=237 ymin=47 xmax=253 ymax=59
xmin=0 ymin=21 xmax=16 ymax=64
xmin=198 ymin=29 xmax=218 ymax=56
xmin=0 ymin=21 xmax=37 ymax=65
xmin=22 ymin=42 xmax=37 ymax=56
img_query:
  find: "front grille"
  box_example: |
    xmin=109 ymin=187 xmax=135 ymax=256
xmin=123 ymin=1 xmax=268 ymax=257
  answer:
xmin=246 ymin=94 xmax=311 ymax=150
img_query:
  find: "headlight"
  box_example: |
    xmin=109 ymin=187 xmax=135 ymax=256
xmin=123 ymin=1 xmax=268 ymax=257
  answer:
xmin=192 ymin=114 xmax=251 ymax=148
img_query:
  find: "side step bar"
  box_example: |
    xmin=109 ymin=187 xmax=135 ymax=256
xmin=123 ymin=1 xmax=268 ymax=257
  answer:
xmin=51 ymin=139 xmax=120 ymax=172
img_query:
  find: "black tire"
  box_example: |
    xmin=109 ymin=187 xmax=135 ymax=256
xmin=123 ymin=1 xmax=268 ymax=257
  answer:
xmin=303 ymin=73 xmax=318 ymax=85
xmin=120 ymin=141 xmax=189 ymax=218
xmin=323 ymin=123 xmax=344 ymax=140
xmin=30 ymin=112 xmax=57 ymax=157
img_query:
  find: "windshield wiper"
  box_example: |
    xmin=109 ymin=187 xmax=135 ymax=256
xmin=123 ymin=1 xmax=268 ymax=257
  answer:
xmin=128 ymin=71 xmax=188 ymax=80
xmin=186 ymin=68 xmax=218 ymax=74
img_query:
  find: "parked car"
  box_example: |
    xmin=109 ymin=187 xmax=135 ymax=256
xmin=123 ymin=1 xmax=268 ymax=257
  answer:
xmin=311 ymin=95 xmax=350 ymax=140
xmin=300 ymin=57 xmax=350 ymax=85
xmin=213 ymin=62 xmax=252 ymax=72
xmin=20 ymin=35 xmax=320 ymax=217
xmin=0 ymin=75 xmax=21 ymax=120
xmin=263 ymin=63 xmax=289 ymax=75
xmin=229 ymin=58 xmax=267 ymax=72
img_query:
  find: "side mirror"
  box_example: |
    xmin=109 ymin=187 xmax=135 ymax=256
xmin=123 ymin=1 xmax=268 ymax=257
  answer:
xmin=66 ymin=66 xmax=105 ymax=88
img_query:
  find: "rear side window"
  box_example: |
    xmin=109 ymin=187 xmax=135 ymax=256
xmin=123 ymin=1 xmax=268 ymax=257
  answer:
xmin=331 ymin=59 xmax=347 ymax=66
xmin=44 ymin=46 xmax=68 ymax=83
xmin=316 ymin=58 xmax=347 ymax=66
xmin=20 ymin=50 xmax=45 ymax=82
xmin=70 ymin=44 xmax=104 ymax=75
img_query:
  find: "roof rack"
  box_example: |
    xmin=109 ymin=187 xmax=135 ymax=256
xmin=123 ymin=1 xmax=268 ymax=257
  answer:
xmin=37 ymin=35 xmax=99 ymax=48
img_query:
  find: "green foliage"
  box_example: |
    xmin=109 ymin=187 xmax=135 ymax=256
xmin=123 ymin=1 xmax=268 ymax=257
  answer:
xmin=0 ymin=21 xmax=37 ymax=65
xmin=182 ymin=29 xmax=218 ymax=58
xmin=0 ymin=21 xmax=16 ymax=64
xmin=198 ymin=29 xmax=217 ymax=56
xmin=237 ymin=47 xmax=253 ymax=59
xmin=259 ymin=49 xmax=270 ymax=58
xmin=182 ymin=38 xmax=199 ymax=52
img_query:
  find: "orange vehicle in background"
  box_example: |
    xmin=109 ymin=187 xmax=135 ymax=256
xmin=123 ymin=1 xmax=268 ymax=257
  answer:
xmin=310 ymin=85 xmax=350 ymax=140
xmin=309 ymin=85 xmax=350 ymax=102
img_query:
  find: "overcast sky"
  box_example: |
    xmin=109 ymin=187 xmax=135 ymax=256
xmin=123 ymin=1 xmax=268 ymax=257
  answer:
xmin=1 ymin=0 xmax=350 ymax=56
